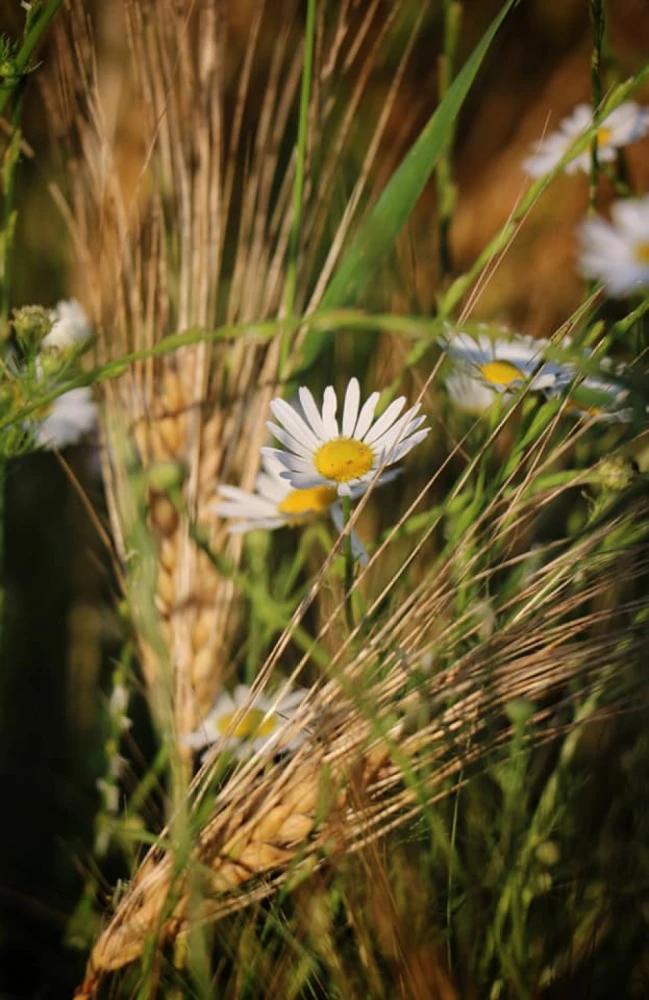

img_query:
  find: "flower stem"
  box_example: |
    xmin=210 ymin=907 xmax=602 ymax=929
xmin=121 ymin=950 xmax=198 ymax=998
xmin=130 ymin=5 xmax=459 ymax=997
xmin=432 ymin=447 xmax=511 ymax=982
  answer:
xmin=341 ymin=494 xmax=355 ymax=631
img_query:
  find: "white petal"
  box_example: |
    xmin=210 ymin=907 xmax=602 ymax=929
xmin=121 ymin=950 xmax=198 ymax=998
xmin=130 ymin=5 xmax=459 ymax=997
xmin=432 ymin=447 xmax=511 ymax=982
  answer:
xmin=387 ymin=428 xmax=430 ymax=463
xmin=255 ymin=471 xmax=289 ymax=502
xmin=353 ymin=391 xmax=380 ymax=440
xmin=362 ymin=396 xmax=406 ymax=445
xmin=262 ymin=447 xmax=314 ymax=475
xmin=341 ymin=378 xmax=361 ymax=437
xmin=270 ymin=397 xmax=321 ymax=450
xmin=227 ymin=516 xmax=287 ymax=532
xmin=369 ymin=405 xmax=422 ymax=454
xmin=266 ymin=421 xmax=314 ymax=459
xmin=321 ymin=385 xmax=339 ymax=438
xmin=298 ymin=386 xmax=329 ymax=440
xmin=285 ymin=471 xmax=330 ymax=490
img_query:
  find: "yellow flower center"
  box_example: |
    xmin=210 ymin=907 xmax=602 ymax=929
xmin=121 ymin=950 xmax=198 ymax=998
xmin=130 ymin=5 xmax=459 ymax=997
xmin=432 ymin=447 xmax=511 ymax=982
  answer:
xmin=278 ymin=485 xmax=338 ymax=516
xmin=596 ymin=126 xmax=613 ymax=145
xmin=314 ymin=437 xmax=374 ymax=483
xmin=479 ymin=360 xmax=524 ymax=386
xmin=218 ymin=709 xmax=277 ymax=740
xmin=633 ymin=241 xmax=649 ymax=266
xmin=565 ymin=399 xmax=603 ymax=417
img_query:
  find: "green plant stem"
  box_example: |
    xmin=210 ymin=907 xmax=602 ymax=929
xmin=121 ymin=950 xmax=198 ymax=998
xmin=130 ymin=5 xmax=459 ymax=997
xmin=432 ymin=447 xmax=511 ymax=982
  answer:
xmin=436 ymin=1 xmax=462 ymax=283
xmin=480 ymin=688 xmax=604 ymax=979
xmin=1 ymin=92 xmax=23 ymax=322
xmin=0 ymin=309 xmax=447 ymax=431
xmin=279 ymin=0 xmax=316 ymax=376
xmin=341 ymin=494 xmax=355 ymax=631
xmin=0 ymin=0 xmax=64 ymax=116
xmin=588 ymin=0 xmax=605 ymax=212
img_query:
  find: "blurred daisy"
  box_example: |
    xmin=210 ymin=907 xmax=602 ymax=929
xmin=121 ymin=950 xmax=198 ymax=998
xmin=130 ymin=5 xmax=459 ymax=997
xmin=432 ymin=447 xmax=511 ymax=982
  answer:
xmin=214 ymin=452 xmax=369 ymax=564
xmin=34 ymin=387 xmax=97 ymax=449
xmin=183 ymin=684 xmax=308 ymax=758
xmin=42 ymin=299 xmax=92 ymax=352
xmin=442 ymin=330 xmax=559 ymax=412
xmin=545 ymin=365 xmax=632 ymax=423
xmin=578 ymin=196 xmax=649 ymax=297
xmin=524 ymin=102 xmax=649 ymax=178
xmin=263 ymin=377 xmax=428 ymax=498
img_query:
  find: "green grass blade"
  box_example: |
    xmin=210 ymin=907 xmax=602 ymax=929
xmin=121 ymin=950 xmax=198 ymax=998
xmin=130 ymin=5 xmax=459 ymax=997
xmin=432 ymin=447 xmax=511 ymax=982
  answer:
xmin=298 ymin=0 xmax=517 ymax=372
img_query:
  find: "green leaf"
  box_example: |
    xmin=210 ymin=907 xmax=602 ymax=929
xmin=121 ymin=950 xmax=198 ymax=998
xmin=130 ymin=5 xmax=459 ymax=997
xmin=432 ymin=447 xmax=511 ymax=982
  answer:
xmin=298 ymin=0 xmax=517 ymax=373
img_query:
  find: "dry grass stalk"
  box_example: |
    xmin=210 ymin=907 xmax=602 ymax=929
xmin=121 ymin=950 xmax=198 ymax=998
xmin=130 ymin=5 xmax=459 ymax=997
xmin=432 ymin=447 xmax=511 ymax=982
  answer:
xmin=49 ymin=0 xmax=416 ymax=743
xmin=75 ymin=472 xmax=649 ymax=995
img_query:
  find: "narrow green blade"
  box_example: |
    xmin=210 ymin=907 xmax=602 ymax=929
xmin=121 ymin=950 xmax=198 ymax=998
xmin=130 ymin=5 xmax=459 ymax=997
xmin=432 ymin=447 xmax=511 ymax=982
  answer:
xmin=299 ymin=0 xmax=516 ymax=372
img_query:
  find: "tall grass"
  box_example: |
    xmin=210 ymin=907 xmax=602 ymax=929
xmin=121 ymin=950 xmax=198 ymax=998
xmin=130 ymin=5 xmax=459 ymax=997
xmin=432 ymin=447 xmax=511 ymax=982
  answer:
xmin=2 ymin=1 xmax=649 ymax=998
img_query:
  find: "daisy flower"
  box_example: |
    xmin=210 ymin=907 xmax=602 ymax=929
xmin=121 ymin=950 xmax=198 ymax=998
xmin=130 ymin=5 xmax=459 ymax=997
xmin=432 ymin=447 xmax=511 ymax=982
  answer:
xmin=544 ymin=363 xmax=632 ymax=423
xmin=214 ymin=452 xmax=370 ymax=564
xmin=183 ymin=684 xmax=308 ymax=758
xmin=523 ymin=102 xmax=649 ymax=178
xmin=34 ymin=387 xmax=97 ymax=449
xmin=263 ymin=377 xmax=428 ymax=498
xmin=42 ymin=299 xmax=92 ymax=352
xmin=441 ymin=329 xmax=560 ymax=412
xmin=578 ymin=196 xmax=649 ymax=297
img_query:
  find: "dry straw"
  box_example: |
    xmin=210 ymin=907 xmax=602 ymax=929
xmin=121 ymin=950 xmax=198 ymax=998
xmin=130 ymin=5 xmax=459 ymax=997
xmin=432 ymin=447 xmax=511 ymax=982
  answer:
xmin=50 ymin=0 xmax=411 ymax=742
xmin=75 ymin=463 xmax=649 ymax=994
xmin=45 ymin=0 xmax=649 ymax=996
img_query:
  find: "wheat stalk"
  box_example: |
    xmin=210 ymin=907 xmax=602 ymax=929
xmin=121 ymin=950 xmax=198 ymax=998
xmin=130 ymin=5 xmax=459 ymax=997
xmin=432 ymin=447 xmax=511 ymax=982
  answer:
xmin=49 ymin=0 xmax=415 ymax=747
xmin=73 ymin=467 xmax=649 ymax=995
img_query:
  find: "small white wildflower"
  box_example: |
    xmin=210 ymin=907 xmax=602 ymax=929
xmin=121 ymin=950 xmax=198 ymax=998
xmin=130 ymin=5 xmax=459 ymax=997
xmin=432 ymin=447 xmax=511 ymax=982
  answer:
xmin=42 ymin=299 xmax=92 ymax=352
xmin=183 ymin=684 xmax=308 ymax=758
xmin=544 ymin=362 xmax=632 ymax=423
xmin=35 ymin=387 xmax=97 ymax=449
xmin=441 ymin=329 xmax=560 ymax=412
xmin=578 ymin=196 xmax=649 ymax=297
xmin=263 ymin=377 xmax=428 ymax=498
xmin=214 ymin=451 xmax=370 ymax=564
xmin=523 ymin=102 xmax=649 ymax=178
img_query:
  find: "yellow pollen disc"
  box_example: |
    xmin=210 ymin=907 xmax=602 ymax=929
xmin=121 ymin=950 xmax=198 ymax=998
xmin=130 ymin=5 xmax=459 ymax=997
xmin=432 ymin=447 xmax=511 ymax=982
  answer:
xmin=596 ymin=126 xmax=612 ymax=145
xmin=479 ymin=359 xmax=524 ymax=386
xmin=314 ymin=437 xmax=374 ymax=483
xmin=633 ymin=241 xmax=649 ymax=266
xmin=278 ymin=485 xmax=338 ymax=516
xmin=218 ymin=709 xmax=277 ymax=740
xmin=565 ymin=400 xmax=602 ymax=417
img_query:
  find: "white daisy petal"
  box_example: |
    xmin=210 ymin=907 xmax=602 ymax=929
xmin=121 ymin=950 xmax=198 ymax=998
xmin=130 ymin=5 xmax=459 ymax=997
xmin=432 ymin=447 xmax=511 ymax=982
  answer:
xmin=321 ymin=385 xmax=339 ymax=438
xmin=183 ymin=683 xmax=309 ymax=760
xmin=387 ymin=428 xmax=430 ymax=463
xmin=362 ymin=396 xmax=406 ymax=445
xmin=254 ymin=472 xmax=288 ymax=503
xmin=353 ymin=391 xmax=380 ymax=440
xmin=371 ymin=407 xmax=424 ymax=455
xmin=270 ymin=397 xmax=321 ymax=450
xmin=298 ymin=386 xmax=329 ymax=440
xmin=267 ymin=379 xmax=427 ymax=500
xmin=227 ymin=516 xmax=287 ymax=532
xmin=266 ymin=421 xmax=315 ymax=460
xmin=341 ymin=377 xmax=361 ymax=437
xmin=523 ymin=100 xmax=649 ymax=179
xmin=441 ymin=327 xmax=563 ymax=411
xmin=578 ymin=196 xmax=649 ymax=297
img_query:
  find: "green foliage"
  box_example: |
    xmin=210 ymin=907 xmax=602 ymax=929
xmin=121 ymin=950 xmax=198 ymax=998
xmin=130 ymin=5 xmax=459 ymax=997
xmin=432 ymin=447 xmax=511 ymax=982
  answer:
xmin=3 ymin=2 xmax=649 ymax=999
